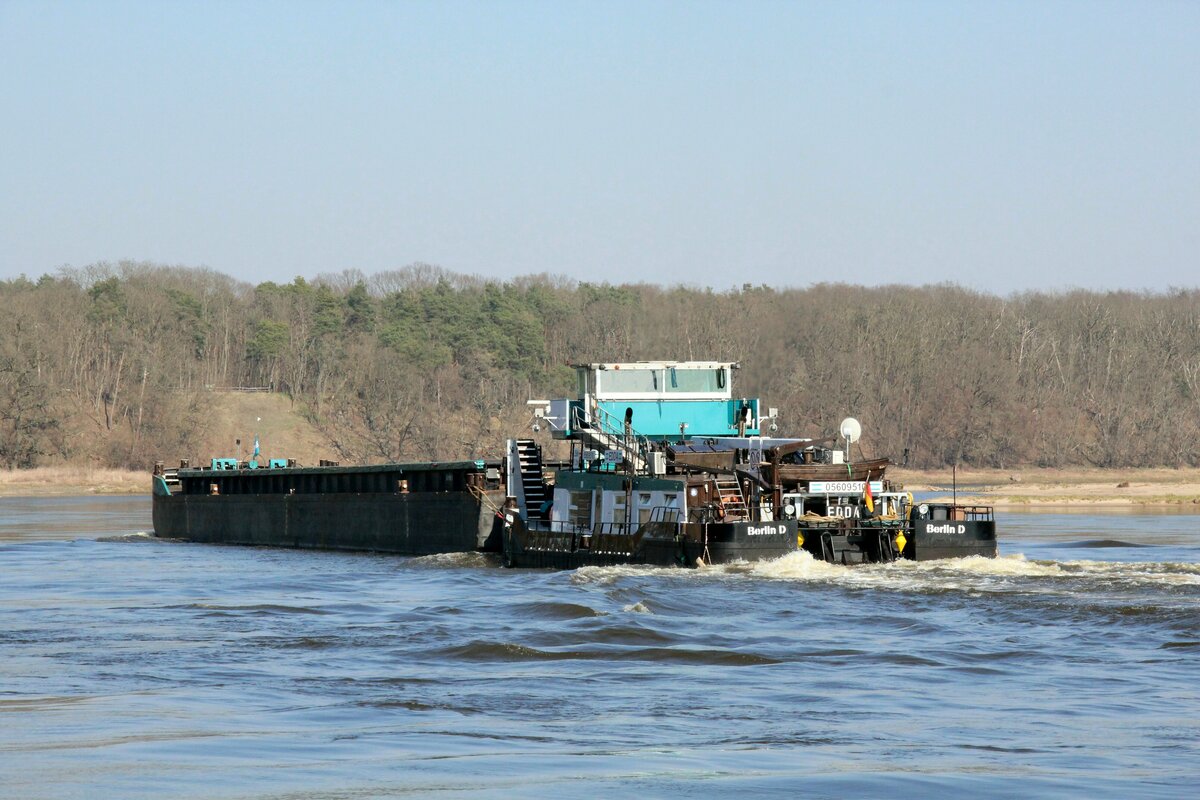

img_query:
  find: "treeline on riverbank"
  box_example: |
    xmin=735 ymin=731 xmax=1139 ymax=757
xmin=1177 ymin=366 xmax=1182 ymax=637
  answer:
xmin=2 ymin=261 xmax=1198 ymax=470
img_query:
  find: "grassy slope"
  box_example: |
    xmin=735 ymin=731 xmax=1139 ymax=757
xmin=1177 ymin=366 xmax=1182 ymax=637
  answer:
xmin=1 ymin=392 xmax=335 ymax=495
xmin=190 ymin=391 xmax=332 ymax=467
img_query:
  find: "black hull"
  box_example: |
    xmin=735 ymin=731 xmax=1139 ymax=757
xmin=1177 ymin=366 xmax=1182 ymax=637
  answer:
xmin=501 ymin=519 xmax=799 ymax=569
xmin=905 ymin=519 xmax=998 ymax=561
xmin=152 ymin=491 xmax=506 ymax=556
xmin=799 ymin=522 xmax=905 ymax=565
xmin=798 ymin=515 xmax=998 ymax=565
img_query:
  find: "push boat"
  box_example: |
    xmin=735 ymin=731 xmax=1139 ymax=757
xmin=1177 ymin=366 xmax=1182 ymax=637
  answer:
xmin=152 ymin=361 xmax=997 ymax=567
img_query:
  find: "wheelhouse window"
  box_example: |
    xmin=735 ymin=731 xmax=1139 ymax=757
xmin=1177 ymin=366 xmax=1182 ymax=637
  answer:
xmin=599 ymin=368 xmax=658 ymax=394
xmin=596 ymin=366 xmax=730 ymax=398
xmin=668 ymin=368 xmax=723 ymax=394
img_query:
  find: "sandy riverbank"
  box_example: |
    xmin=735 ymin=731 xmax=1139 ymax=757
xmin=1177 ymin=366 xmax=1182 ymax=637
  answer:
xmin=3 ymin=464 xmax=1200 ymax=507
xmin=890 ymin=467 xmax=1200 ymax=508
xmin=0 ymin=467 xmax=147 ymax=496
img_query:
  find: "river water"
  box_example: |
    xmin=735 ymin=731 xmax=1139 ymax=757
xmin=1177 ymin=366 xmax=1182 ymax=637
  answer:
xmin=1 ymin=496 xmax=1198 ymax=798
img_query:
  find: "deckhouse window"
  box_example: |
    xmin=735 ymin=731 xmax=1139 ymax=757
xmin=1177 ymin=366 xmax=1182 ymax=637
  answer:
xmin=660 ymin=493 xmax=681 ymax=522
xmin=568 ymin=490 xmax=593 ymax=529
xmin=638 ymin=493 xmax=655 ymax=524
xmin=612 ymin=493 xmax=627 ymax=524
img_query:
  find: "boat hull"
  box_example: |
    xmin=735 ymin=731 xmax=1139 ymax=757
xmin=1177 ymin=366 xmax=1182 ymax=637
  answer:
xmin=905 ymin=519 xmax=998 ymax=561
xmin=797 ymin=517 xmax=998 ymax=564
xmin=798 ymin=521 xmax=905 ymax=565
xmin=501 ymin=518 xmax=799 ymax=569
xmin=152 ymin=490 xmax=506 ymax=555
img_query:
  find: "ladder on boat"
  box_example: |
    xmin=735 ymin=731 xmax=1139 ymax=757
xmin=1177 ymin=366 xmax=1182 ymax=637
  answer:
xmin=515 ymin=439 xmax=549 ymax=520
xmin=570 ymin=404 xmax=649 ymax=474
xmin=714 ymin=476 xmax=748 ymax=520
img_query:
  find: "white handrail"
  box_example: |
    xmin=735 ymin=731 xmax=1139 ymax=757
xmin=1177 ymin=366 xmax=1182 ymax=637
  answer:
xmin=570 ymin=403 xmax=652 ymax=474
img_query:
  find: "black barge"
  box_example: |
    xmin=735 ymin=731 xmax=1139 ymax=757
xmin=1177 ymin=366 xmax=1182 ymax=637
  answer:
xmin=153 ymin=460 xmax=509 ymax=555
xmin=152 ymin=360 xmax=997 ymax=567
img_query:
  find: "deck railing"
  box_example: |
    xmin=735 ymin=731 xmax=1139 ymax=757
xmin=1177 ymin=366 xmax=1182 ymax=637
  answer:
xmin=521 ymin=520 xmax=640 ymax=555
xmin=570 ymin=403 xmax=652 ymax=475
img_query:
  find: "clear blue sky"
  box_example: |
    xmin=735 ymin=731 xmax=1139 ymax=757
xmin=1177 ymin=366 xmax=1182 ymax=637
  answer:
xmin=2 ymin=1 xmax=1197 ymax=293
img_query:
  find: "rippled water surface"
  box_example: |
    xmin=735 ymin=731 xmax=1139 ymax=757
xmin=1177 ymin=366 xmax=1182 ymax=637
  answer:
xmin=2 ymin=496 xmax=1199 ymax=798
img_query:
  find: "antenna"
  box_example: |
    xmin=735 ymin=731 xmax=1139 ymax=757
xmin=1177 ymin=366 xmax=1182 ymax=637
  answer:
xmin=839 ymin=417 xmax=861 ymax=462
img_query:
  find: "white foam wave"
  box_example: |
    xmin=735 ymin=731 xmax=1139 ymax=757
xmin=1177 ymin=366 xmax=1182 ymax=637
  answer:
xmin=566 ymin=549 xmax=1200 ymax=596
xmin=904 ymin=553 xmax=1065 ymax=577
xmin=407 ymin=551 xmax=497 ymax=569
xmin=741 ymin=550 xmax=847 ymax=580
xmin=570 ymin=564 xmax=673 ymax=585
xmin=1054 ymin=559 xmax=1200 ymax=587
xmin=96 ymin=531 xmax=159 ymax=543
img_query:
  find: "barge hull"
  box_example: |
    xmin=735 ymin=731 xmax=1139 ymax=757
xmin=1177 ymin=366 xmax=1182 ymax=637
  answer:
xmin=153 ymin=491 xmax=505 ymax=556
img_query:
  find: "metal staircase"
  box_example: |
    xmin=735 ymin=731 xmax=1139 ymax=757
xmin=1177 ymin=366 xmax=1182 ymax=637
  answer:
xmin=713 ymin=476 xmax=748 ymax=520
xmin=570 ymin=404 xmax=650 ymax=474
xmin=515 ymin=439 xmax=549 ymax=520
